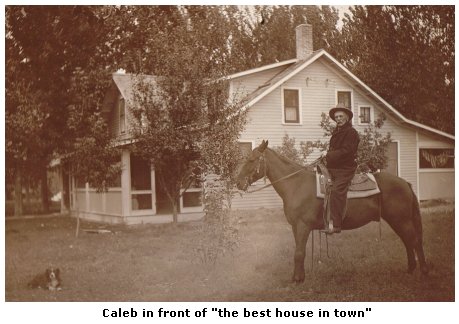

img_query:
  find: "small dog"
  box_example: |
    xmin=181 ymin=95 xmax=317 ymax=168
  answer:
xmin=28 ymin=268 xmax=62 ymax=291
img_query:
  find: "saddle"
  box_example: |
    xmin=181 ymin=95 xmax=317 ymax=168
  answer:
xmin=316 ymin=165 xmax=380 ymax=199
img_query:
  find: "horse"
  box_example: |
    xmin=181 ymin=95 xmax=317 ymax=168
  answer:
xmin=236 ymin=140 xmax=428 ymax=283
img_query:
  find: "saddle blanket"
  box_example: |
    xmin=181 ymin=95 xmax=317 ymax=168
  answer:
xmin=316 ymin=172 xmax=380 ymax=199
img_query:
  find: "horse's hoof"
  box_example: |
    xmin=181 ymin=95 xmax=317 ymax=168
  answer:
xmin=421 ymin=266 xmax=430 ymax=276
xmin=407 ymin=267 xmax=416 ymax=274
xmin=292 ymin=274 xmax=305 ymax=283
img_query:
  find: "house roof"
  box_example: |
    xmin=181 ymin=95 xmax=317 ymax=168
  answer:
xmin=102 ymin=73 xmax=158 ymax=116
xmin=234 ymin=49 xmax=454 ymax=141
xmin=226 ymin=58 xmax=297 ymax=80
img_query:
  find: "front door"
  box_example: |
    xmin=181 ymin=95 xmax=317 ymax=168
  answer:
xmin=383 ymin=142 xmax=399 ymax=176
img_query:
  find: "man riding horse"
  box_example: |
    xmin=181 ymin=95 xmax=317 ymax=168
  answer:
xmin=321 ymin=103 xmax=360 ymax=234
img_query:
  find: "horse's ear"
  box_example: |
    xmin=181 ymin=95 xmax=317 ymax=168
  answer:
xmin=259 ymin=140 xmax=269 ymax=152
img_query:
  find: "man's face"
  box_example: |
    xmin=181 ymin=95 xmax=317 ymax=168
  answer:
xmin=334 ymin=111 xmax=349 ymax=127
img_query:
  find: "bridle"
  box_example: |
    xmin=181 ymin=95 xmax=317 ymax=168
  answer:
xmin=243 ymin=150 xmax=324 ymax=194
xmin=241 ymin=150 xmax=267 ymax=191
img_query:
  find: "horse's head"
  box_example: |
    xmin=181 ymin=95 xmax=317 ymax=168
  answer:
xmin=236 ymin=140 xmax=269 ymax=191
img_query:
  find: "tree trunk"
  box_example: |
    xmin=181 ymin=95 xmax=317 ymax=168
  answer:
xmin=14 ymin=169 xmax=23 ymax=216
xmin=158 ymin=172 xmax=179 ymax=223
xmin=25 ymin=178 xmax=31 ymax=206
xmin=172 ymin=201 xmax=178 ymax=223
xmin=41 ymin=168 xmax=50 ymax=213
xmin=225 ymin=181 xmax=233 ymax=210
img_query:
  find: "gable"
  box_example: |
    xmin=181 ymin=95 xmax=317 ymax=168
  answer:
xmin=234 ymin=49 xmax=454 ymax=142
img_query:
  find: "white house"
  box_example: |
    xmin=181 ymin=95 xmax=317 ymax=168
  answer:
xmin=64 ymin=24 xmax=454 ymax=224
xmin=230 ymin=24 xmax=454 ymax=210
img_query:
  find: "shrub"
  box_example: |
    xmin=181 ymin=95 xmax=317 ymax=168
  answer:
xmin=274 ymin=113 xmax=392 ymax=173
xmin=191 ymin=186 xmax=239 ymax=265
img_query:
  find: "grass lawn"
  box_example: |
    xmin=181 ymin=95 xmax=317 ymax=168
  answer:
xmin=5 ymin=201 xmax=454 ymax=302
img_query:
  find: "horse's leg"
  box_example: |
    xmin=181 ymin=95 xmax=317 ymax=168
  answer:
xmin=383 ymin=219 xmax=418 ymax=273
xmin=292 ymin=218 xmax=312 ymax=283
xmin=415 ymin=241 xmax=428 ymax=275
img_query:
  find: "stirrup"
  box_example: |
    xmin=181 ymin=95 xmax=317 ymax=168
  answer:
xmin=320 ymin=227 xmax=341 ymax=235
xmin=320 ymin=221 xmax=334 ymax=234
xmin=320 ymin=221 xmax=341 ymax=234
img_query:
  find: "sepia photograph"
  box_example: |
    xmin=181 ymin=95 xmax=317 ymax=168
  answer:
xmin=4 ymin=4 xmax=454 ymax=309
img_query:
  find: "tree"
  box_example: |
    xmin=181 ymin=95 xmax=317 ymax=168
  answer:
xmin=63 ymin=67 xmax=122 ymax=189
xmin=5 ymin=9 xmax=50 ymax=215
xmin=6 ymin=6 xmax=113 ymax=214
xmin=128 ymin=7 xmax=247 ymax=222
xmin=335 ymin=5 xmax=454 ymax=134
xmin=225 ymin=5 xmax=340 ymax=72
xmin=5 ymin=65 xmax=47 ymax=215
xmin=272 ymin=134 xmax=314 ymax=166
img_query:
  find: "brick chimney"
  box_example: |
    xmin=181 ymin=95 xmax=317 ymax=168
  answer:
xmin=296 ymin=24 xmax=313 ymax=60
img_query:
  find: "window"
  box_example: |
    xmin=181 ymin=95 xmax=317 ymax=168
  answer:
xmin=182 ymin=191 xmax=202 ymax=208
xmin=130 ymin=155 xmax=151 ymax=190
xmin=337 ymin=91 xmax=352 ymax=109
xmin=119 ymin=97 xmax=126 ymax=133
xmin=238 ymin=142 xmax=253 ymax=160
xmin=130 ymin=154 xmax=153 ymax=211
xmin=383 ymin=142 xmax=399 ymax=176
xmin=359 ymin=106 xmax=372 ymax=124
xmin=180 ymin=170 xmax=203 ymax=213
xmin=131 ymin=194 xmax=153 ymax=210
xmin=419 ymin=148 xmax=454 ymax=169
xmin=283 ymin=89 xmax=300 ymax=124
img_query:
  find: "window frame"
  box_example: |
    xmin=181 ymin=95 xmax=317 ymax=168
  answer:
xmin=129 ymin=153 xmax=155 ymax=214
xmin=419 ymin=147 xmax=455 ymax=170
xmin=180 ymin=187 xmax=204 ymax=213
xmin=119 ymin=95 xmax=126 ymax=134
xmin=358 ymin=105 xmax=374 ymax=125
xmin=238 ymin=140 xmax=255 ymax=160
xmin=335 ymin=89 xmax=354 ymax=123
xmin=180 ymin=171 xmax=204 ymax=214
xmin=382 ymin=140 xmax=400 ymax=176
xmin=281 ymin=87 xmax=302 ymax=125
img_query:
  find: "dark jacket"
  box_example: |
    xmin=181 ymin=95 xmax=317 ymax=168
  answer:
xmin=326 ymin=122 xmax=360 ymax=169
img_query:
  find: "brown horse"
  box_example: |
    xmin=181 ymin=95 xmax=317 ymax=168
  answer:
xmin=236 ymin=140 xmax=428 ymax=282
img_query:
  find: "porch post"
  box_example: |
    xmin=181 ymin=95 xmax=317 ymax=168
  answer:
xmin=59 ymin=166 xmax=67 ymax=213
xmin=151 ymin=166 xmax=157 ymax=215
xmin=121 ymin=149 xmax=131 ymax=220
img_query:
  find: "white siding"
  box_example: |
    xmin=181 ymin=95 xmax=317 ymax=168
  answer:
xmin=232 ymin=186 xmax=282 ymax=209
xmin=417 ymin=132 xmax=454 ymax=200
xmin=418 ymin=132 xmax=454 ymax=148
xmin=419 ymin=171 xmax=454 ymax=200
xmin=231 ymin=66 xmax=292 ymax=100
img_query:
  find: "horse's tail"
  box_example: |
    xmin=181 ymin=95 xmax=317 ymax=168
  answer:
xmin=409 ymin=182 xmax=423 ymax=243
xmin=408 ymin=182 xmax=429 ymax=274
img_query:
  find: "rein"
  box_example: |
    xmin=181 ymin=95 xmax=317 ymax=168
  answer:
xmin=246 ymin=154 xmax=324 ymax=194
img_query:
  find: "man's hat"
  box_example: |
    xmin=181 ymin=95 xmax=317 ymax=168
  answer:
xmin=329 ymin=103 xmax=353 ymax=121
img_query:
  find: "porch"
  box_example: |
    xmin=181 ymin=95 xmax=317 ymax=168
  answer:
xmin=67 ymin=149 xmax=205 ymax=224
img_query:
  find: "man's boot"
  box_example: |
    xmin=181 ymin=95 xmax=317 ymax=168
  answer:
xmin=321 ymin=216 xmax=342 ymax=235
xmin=321 ymin=220 xmax=341 ymax=235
